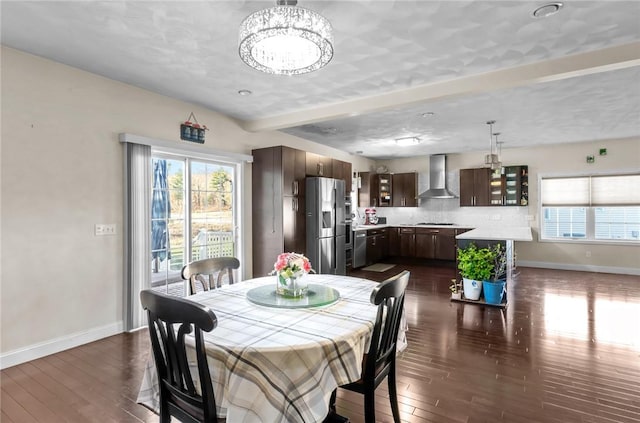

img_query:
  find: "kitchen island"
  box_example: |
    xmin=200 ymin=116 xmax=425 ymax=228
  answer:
xmin=455 ymin=226 xmax=533 ymax=307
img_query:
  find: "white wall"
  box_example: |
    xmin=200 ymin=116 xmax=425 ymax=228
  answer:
xmin=371 ymin=137 xmax=640 ymax=273
xmin=0 ymin=47 xmax=373 ymax=362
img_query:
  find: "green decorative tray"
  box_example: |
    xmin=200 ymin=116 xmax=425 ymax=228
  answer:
xmin=246 ymin=283 xmax=340 ymax=309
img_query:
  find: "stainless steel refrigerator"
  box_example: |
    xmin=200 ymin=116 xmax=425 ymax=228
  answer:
xmin=306 ymin=177 xmax=346 ymax=275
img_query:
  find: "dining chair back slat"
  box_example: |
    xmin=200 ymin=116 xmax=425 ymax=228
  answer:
xmin=181 ymin=257 xmax=240 ymax=295
xmin=140 ymin=289 xmax=219 ymax=423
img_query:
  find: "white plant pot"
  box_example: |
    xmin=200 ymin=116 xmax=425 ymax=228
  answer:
xmin=451 ymin=292 xmax=462 ymax=300
xmin=462 ymin=278 xmax=483 ymax=301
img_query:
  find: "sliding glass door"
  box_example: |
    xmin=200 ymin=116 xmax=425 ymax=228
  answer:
xmin=151 ymin=155 xmax=238 ymax=296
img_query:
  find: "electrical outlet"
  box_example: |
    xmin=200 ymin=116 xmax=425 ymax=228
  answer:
xmin=95 ymin=224 xmax=117 ymax=236
xmin=586 ymin=251 xmax=592 ymax=258
xmin=526 ymin=214 xmax=535 ymax=221
xmin=491 ymin=214 xmax=501 ymax=221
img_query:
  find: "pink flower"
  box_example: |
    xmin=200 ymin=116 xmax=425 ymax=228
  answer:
xmin=272 ymin=252 xmax=313 ymax=275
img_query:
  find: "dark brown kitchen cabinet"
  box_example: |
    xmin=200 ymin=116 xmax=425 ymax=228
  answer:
xmin=436 ymin=228 xmax=457 ymax=261
xmin=376 ymin=174 xmax=392 ymax=207
xmin=366 ymin=228 xmax=388 ymax=265
xmin=358 ymin=172 xmax=372 ymax=207
xmin=414 ymin=227 xmax=459 ymax=260
xmin=392 ymin=172 xmax=418 ymax=207
xmin=460 ymin=168 xmax=491 ymax=207
xmin=358 ymin=172 xmax=380 ymax=207
xmin=388 ymin=227 xmax=400 ymax=253
xmin=489 ymin=165 xmax=529 ymax=206
xmin=331 ymin=159 xmax=353 ymax=194
xmin=415 ymin=228 xmax=437 ymax=259
xmin=504 ymin=165 xmax=529 ymax=206
xmin=252 ymin=146 xmax=306 ymax=277
xmin=282 ymin=146 xmax=306 ymax=197
xmin=399 ymin=227 xmax=416 ymax=257
xmin=306 ymin=152 xmax=333 ymax=177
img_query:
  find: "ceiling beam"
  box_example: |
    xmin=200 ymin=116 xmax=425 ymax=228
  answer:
xmin=240 ymin=42 xmax=640 ymax=132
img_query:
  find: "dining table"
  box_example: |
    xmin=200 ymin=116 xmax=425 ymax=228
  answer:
xmin=137 ymin=273 xmax=407 ymax=423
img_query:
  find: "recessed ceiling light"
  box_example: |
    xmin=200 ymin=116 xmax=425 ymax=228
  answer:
xmin=395 ymin=137 xmax=421 ymax=146
xmin=421 ymin=112 xmax=435 ymax=118
xmin=238 ymin=89 xmax=252 ymax=96
xmin=532 ymin=2 xmax=564 ymax=18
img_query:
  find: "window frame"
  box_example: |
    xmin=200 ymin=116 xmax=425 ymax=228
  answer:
xmin=539 ymin=171 xmax=640 ymax=246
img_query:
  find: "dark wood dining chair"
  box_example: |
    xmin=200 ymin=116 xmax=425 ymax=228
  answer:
xmin=181 ymin=257 xmax=240 ymax=295
xmin=140 ymin=289 xmax=219 ymax=423
xmin=328 ymin=270 xmax=410 ymax=423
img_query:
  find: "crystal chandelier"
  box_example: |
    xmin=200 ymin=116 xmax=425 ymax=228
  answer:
xmin=238 ymin=0 xmax=334 ymax=75
xmin=484 ymin=120 xmax=502 ymax=169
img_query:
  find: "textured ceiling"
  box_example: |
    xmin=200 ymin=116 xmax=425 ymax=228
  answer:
xmin=2 ymin=1 xmax=639 ymax=159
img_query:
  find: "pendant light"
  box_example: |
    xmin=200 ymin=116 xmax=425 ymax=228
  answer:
xmin=484 ymin=120 xmax=501 ymax=168
xmin=492 ymin=132 xmax=502 ymax=170
xmin=496 ymin=138 xmax=504 ymax=170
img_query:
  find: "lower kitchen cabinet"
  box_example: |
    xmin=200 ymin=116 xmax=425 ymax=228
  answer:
xmin=399 ymin=227 xmax=416 ymax=257
xmin=355 ymin=226 xmax=474 ymax=268
xmin=415 ymin=228 xmax=457 ymax=260
xmin=389 ymin=226 xmax=473 ymax=261
xmin=415 ymin=228 xmax=437 ymax=259
xmin=366 ymin=228 xmax=388 ymax=265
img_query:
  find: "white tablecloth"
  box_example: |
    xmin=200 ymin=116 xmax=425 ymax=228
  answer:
xmin=137 ymin=274 xmax=407 ymax=423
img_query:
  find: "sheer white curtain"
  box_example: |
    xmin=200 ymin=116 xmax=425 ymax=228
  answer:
xmin=124 ymin=142 xmax=151 ymax=331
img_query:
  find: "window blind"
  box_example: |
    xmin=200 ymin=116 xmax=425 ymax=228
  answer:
xmin=541 ymin=177 xmax=590 ymax=206
xmin=542 ymin=174 xmax=640 ymax=206
xmin=592 ymin=174 xmax=640 ymax=205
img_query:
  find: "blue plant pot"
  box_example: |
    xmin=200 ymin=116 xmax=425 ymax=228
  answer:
xmin=482 ymin=280 xmax=506 ymax=305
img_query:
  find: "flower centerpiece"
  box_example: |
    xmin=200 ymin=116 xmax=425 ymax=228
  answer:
xmin=273 ymin=252 xmax=313 ymax=297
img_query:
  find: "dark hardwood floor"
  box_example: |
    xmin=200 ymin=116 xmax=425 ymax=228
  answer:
xmin=2 ymin=261 xmax=639 ymax=422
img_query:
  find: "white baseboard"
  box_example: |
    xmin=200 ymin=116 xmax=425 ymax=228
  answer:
xmin=0 ymin=321 xmax=124 ymax=369
xmin=519 ymin=261 xmax=640 ymax=276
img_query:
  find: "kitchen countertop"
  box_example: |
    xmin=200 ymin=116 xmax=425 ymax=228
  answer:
xmin=353 ymin=223 xmax=471 ymax=231
xmin=455 ymin=227 xmax=533 ymax=242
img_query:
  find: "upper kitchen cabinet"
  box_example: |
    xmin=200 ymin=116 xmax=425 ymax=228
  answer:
xmin=504 ymin=165 xmax=529 ymax=206
xmin=460 ymin=168 xmax=491 ymax=207
xmin=357 ymin=172 xmax=385 ymax=207
xmin=490 ymin=166 xmax=530 ymax=206
xmin=358 ymin=171 xmax=372 ymax=207
xmin=392 ymin=172 xmax=418 ymax=207
xmin=376 ymin=174 xmax=392 ymax=207
xmin=331 ymin=159 xmax=353 ymax=194
xmin=306 ymin=152 xmax=333 ymax=177
xmin=252 ymin=146 xmax=306 ymax=277
xmin=282 ymin=146 xmax=306 ymax=197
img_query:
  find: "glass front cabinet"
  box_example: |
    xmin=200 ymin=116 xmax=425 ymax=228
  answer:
xmin=489 ymin=165 xmax=528 ymax=206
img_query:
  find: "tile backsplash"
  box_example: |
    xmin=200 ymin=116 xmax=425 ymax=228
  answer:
xmin=355 ymin=200 xmax=532 ymax=228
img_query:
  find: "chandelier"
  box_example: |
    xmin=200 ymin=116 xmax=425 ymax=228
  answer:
xmin=484 ymin=120 xmax=502 ymax=170
xmin=238 ymin=0 xmax=334 ymax=75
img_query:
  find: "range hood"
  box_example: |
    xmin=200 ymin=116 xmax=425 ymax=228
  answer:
xmin=418 ymin=154 xmax=457 ymax=199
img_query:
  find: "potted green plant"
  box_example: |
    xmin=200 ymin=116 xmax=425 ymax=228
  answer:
xmin=483 ymin=244 xmax=507 ymax=305
xmin=457 ymin=243 xmax=495 ymax=300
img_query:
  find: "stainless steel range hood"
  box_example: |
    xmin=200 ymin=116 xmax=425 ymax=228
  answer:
xmin=418 ymin=154 xmax=457 ymax=199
